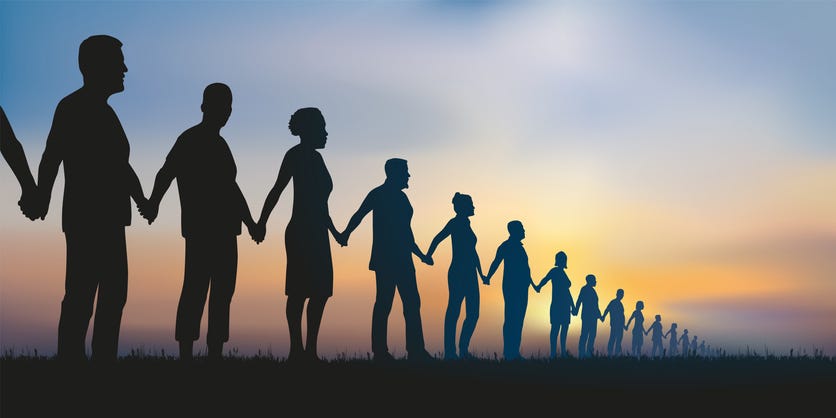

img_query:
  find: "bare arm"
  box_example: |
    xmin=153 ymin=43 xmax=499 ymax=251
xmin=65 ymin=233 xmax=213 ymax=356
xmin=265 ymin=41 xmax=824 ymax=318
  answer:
xmin=484 ymin=243 xmax=504 ymax=282
xmin=0 ymin=106 xmax=36 ymax=193
xmin=341 ymin=191 xmax=375 ymax=241
xmin=35 ymin=105 xmax=68 ymax=220
xmin=258 ymin=153 xmax=293 ymax=226
xmin=425 ymin=220 xmax=453 ymax=259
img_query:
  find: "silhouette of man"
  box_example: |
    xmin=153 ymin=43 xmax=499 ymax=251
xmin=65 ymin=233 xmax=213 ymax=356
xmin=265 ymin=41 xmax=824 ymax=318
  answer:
xmin=34 ymin=35 xmax=147 ymax=362
xmin=484 ymin=220 xmax=536 ymax=361
xmin=340 ymin=158 xmax=434 ymax=362
xmin=601 ymin=288 xmax=625 ymax=357
xmin=574 ymin=274 xmax=601 ymax=358
xmin=141 ymin=83 xmax=258 ymax=361
xmin=0 ymin=106 xmax=39 ymax=220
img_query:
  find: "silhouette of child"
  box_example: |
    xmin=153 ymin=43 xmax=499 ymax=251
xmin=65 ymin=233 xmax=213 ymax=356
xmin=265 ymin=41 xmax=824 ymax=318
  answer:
xmin=664 ymin=322 xmax=678 ymax=357
xmin=679 ymin=329 xmax=690 ymax=357
xmin=533 ymin=251 xmax=575 ymax=358
xmin=625 ymin=300 xmax=647 ymax=358
xmin=648 ymin=314 xmax=665 ymax=358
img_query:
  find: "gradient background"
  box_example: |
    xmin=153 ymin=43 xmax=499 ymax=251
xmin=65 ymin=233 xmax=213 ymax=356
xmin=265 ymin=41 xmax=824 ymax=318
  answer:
xmin=2 ymin=1 xmax=835 ymax=359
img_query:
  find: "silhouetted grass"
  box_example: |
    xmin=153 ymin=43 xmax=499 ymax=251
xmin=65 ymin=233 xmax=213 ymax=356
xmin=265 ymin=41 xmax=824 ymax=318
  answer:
xmin=2 ymin=350 xmax=833 ymax=415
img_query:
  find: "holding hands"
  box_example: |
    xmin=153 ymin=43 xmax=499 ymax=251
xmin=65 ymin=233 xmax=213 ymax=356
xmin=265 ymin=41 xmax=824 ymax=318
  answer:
xmin=481 ymin=272 xmax=490 ymax=285
xmin=18 ymin=187 xmax=43 ymax=221
xmin=334 ymin=229 xmax=348 ymax=247
xmin=137 ymin=197 xmax=158 ymax=224
xmin=249 ymin=221 xmax=266 ymax=244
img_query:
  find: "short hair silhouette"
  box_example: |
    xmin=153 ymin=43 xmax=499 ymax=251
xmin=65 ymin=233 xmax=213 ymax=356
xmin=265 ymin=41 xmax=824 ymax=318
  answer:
xmin=616 ymin=288 xmax=624 ymax=298
xmin=586 ymin=274 xmax=596 ymax=284
xmin=636 ymin=300 xmax=644 ymax=309
xmin=384 ymin=158 xmax=408 ymax=178
xmin=507 ymin=220 xmax=523 ymax=234
xmin=288 ymin=107 xmax=324 ymax=137
xmin=78 ymin=35 xmax=123 ymax=77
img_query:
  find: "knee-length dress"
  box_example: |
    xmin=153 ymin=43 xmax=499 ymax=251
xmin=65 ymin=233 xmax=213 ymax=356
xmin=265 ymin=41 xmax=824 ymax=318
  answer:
xmin=282 ymin=144 xmax=334 ymax=297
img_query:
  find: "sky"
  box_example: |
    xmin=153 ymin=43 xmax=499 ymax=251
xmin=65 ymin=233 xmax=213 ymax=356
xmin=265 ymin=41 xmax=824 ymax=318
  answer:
xmin=1 ymin=0 xmax=835 ymax=359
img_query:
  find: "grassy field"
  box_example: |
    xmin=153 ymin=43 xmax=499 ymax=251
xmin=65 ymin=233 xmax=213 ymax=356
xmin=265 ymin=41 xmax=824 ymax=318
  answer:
xmin=2 ymin=352 xmax=834 ymax=415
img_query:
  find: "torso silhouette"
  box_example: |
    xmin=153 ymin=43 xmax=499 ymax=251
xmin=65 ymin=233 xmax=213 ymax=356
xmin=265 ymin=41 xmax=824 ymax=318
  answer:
xmin=606 ymin=299 xmax=625 ymax=326
xmin=166 ymin=124 xmax=241 ymax=237
xmin=43 ymin=89 xmax=132 ymax=231
xmin=367 ymin=183 xmax=415 ymax=272
xmin=546 ymin=268 xmax=572 ymax=321
xmin=498 ymin=239 xmax=530 ymax=290
xmin=650 ymin=321 xmax=663 ymax=341
xmin=577 ymin=284 xmax=600 ymax=319
xmin=285 ymin=144 xmax=332 ymax=225
xmin=631 ymin=311 xmax=645 ymax=335
xmin=448 ymin=216 xmax=477 ymax=275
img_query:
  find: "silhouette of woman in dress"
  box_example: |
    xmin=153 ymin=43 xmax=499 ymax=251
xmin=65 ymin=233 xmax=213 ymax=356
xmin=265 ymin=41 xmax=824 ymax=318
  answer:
xmin=625 ymin=300 xmax=647 ymax=358
xmin=426 ymin=192 xmax=485 ymax=360
xmin=665 ymin=322 xmax=678 ymax=357
xmin=256 ymin=107 xmax=341 ymax=362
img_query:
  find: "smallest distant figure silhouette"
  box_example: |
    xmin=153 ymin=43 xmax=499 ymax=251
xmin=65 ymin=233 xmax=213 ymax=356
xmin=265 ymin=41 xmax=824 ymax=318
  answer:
xmin=533 ymin=250 xmax=574 ymax=359
xmin=648 ymin=314 xmax=665 ymax=359
xmin=679 ymin=329 xmax=690 ymax=357
xmin=601 ymin=288 xmax=626 ymax=357
xmin=625 ymin=300 xmax=647 ymax=358
xmin=664 ymin=322 xmax=678 ymax=357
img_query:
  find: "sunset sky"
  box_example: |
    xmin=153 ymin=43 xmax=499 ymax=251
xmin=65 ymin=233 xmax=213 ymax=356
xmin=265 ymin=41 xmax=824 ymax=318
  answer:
xmin=2 ymin=1 xmax=835 ymax=359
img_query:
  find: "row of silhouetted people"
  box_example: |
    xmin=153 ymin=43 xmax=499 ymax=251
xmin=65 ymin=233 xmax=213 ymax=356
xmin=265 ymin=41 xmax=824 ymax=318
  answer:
xmin=1 ymin=34 xmax=710 ymax=362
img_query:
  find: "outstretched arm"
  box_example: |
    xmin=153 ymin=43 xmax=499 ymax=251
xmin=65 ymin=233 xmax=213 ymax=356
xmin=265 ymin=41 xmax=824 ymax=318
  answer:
xmin=258 ymin=153 xmax=292 ymax=227
xmin=34 ymin=105 xmax=69 ymax=220
xmin=0 ymin=107 xmax=36 ymax=194
xmin=340 ymin=191 xmax=374 ymax=245
xmin=425 ymin=220 xmax=453 ymax=260
xmin=483 ymin=244 xmax=504 ymax=284
xmin=143 ymin=159 xmax=176 ymax=224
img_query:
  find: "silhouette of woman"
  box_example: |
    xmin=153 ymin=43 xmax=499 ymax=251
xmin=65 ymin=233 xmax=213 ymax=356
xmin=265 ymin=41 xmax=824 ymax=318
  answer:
xmin=425 ymin=192 xmax=485 ymax=360
xmin=625 ymin=300 xmax=647 ymax=358
xmin=256 ymin=107 xmax=341 ymax=363
xmin=665 ymin=322 xmax=678 ymax=357
xmin=533 ymin=251 xmax=575 ymax=358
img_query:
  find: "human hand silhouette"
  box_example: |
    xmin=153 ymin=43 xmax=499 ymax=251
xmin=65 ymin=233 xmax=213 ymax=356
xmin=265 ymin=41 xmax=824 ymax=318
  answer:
xmin=422 ymin=254 xmax=434 ymax=266
xmin=534 ymin=284 xmax=541 ymax=293
xmin=18 ymin=188 xmax=41 ymax=221
xmin=138 ymin=198 xmax=158 ymax=224
xmin=481 ymin=273 xmax=490 ymax=285
xmin=335 ymin=230 xmax=349 ymax=247
xmin=249 ymin=222 xmax=265 ymax=244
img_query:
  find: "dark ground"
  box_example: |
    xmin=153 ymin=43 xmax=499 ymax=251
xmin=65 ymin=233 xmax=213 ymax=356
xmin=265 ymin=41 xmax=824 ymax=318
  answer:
xmin=2 ymin=354 xmax=834 ymax=416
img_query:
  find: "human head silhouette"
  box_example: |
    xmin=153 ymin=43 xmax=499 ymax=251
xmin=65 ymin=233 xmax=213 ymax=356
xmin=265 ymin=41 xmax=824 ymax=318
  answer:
xmin=585 ymin=274 xmax=597 ymax=287
xmin=554 ymin=251 xmax=567 ymax=268
xmin=507 ymin=220 xmax=525 ymax=240
xmin=655 ymin=314 xmax=661 ymax=321
xmin=636 ymin=300 xmax=644 ymax=310
xmin=79 ymin=35 xmax=127 ymax=95
xmin=201 ymin=83 xmax=232 ymax=129
xmin=616 ymin=289 xmax=624 ymax=300
xmin=289 ymin=107 xmax=327 ymax=149
xmin=671 ymin=323 xmax=677 ymax=329
xmin=384 ymin=158 xmax=410 ymax=189
xmin=452 ymin=192 xmax=474 ymax=217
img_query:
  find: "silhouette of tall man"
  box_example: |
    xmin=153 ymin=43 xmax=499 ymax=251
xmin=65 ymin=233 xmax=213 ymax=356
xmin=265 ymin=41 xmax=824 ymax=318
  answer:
xmin=484 ymin=220 xmax=536 ymax=361
xmin=141 ymin=83 xmax=257 ymax=361
xmin=34 ymin=35 xmax=147 ymax=361
xmin=340 ymin=158 xmax=434 ymax=362
xmin=574 ymin=274 xmax=601 ymax=358
xmin=0 ymin=106 xmax=38 ymax=220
